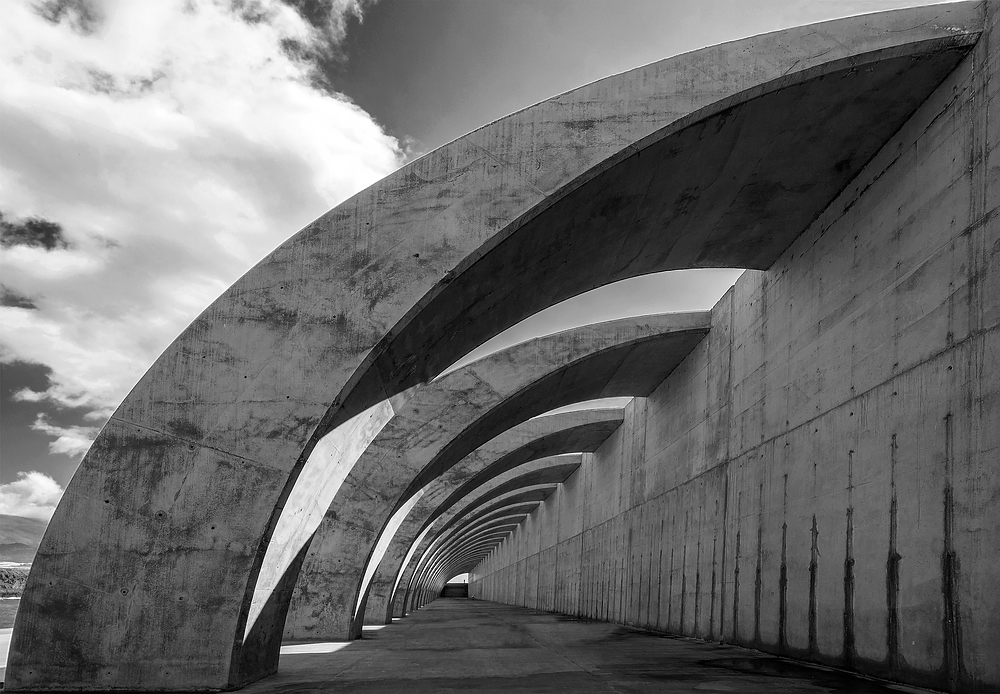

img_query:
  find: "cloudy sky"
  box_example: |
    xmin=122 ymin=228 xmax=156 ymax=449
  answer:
xmin=0 ymin=0 xmax=953 ymax=521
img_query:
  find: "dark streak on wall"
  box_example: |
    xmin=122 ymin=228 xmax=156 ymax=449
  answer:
xmin=468 ymin=9 xmax=998 ymax=692
xmin=886 ymin=434 xmax=902 ymax=675
xmin=942 ymin=412 xmax=965 ymax=691
xmin=779 ymin=474 xmax=788 ymax=654
xmin=843 ymin=451 xmax=856 ymax=669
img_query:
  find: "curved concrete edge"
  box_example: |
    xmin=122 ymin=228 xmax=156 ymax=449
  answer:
xmin=354 ymin=409 xmax=625 ymax=629
xmin=398 ymin=460 xmax=584 ymax=617
xmin=426 ymin=521 xmax=533 ymax=584
xmin=398 ymin=485 xmax=562 ymax=618
xmin=393 ymin=489 xmax=555 ymax=618
xmin=241 ymin=34 xmax=984 ymax=679
xmin=280 ymin=314 xmax=707 ymax=642
xmin=9 ymin=5 xmax=984 ymax=691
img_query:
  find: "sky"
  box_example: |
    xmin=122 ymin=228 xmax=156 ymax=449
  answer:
xmin=0 ymin=0 xmax=957 ymax=521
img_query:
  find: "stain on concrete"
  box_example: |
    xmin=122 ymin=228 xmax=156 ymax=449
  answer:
xmin=843 ymin=451 xmax=856 ymax=669
xmin=886 ymin=434 xmax=902 ymax=675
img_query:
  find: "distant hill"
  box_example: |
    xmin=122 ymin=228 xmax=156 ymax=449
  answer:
xmin=1 ymin=542 xmax=37 ymax=563
xmin=0 ymin=514 xmax=48 ymax=563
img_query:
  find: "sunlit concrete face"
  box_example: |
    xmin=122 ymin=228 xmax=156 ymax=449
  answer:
xmin=7 ymin=5 xmax=985 ymax=691
xmin=466 ymin=6 xmax=1000 ymax=693
xmin=354 ymin=408 xmax=626 ymax=629
xmin=281 ymin=312 xmax=708 ymax=643
xmin=394 ymin=460 xmax=591 ymax=617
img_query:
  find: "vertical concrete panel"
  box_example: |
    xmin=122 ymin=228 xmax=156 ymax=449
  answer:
xmin=812 ymin=408 xmax=849 ymax=662
xmin=756 ymin=442 xmax=781 ymax=649
xmin=525 ymin=553 xmax=540 ymax=609
xmin=466 ymin=27 xmax=997 ymax=690
xmin=850 ymin=392 xmax=889 ymax=666
xmin=559 ymin=465 xmax=585 ymax=541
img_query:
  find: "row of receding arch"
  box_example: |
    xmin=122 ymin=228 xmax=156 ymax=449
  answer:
xmin=7 ymin=4 xmax=982 ymax=690
xmin=284 ymin=311 xmax=710 ymax=642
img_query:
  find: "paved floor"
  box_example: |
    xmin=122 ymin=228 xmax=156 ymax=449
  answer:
xmin=243 ymin=599 xmax=932 ymax=693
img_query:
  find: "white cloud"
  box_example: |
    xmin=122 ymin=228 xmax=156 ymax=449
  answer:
xmin=0 ymin=1 xmax=403 ymax=428
xmin=30 ymin=414 xmax=101 ymax=459
xmin=0 ymin=471 xmax=64 ymax=520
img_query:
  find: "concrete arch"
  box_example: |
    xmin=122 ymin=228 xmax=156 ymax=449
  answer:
xmin=429 ymin=519 xmax=532 ymax=573
xmin=399 ymin=487 xmax=566 ymax=616
xmin=279 ymin=312 xmax=706 ymax=643
xmin=427 ymin=501 xmax=565 ymax=568
xmin=419 ymin=513 xmax=548 ymax=605
xmin=417 ymin=533 xmax=522 ymax=608
xmin=433 ymin=518 xmax=528 ymax=563
xmin=397 ymin=459 xmax=584 ymax=615
xmin=353 ymin=408 xmax=625 ymax=630
xmin=418 ymin=502 xmax=552 ymax=600
xmin=8 ymin=6 xmax=981 ymax=690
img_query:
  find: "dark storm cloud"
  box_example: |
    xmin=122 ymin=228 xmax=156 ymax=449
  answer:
xmin=271 ymin=0 xmax=375 ymax=96
xmin=0 ymin=213 xmax=71 ymax=251
xmin=279 ymin=0 xmax=350 ymax=32
xmin=34 ymin=0 xmax=102 ymax=34
xmin=0 ymin=286 xmax=37 ymax=310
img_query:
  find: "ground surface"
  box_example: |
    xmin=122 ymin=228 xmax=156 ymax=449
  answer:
xmin=241 ymin=599 xmax=933 ymax=693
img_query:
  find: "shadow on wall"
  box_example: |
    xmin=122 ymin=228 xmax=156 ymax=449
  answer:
xmin=8 ymin=5 xmax=987 ymax=692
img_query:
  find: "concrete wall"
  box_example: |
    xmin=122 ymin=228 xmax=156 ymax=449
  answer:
xmin=469 ymin=12 xmax=999 ymax=692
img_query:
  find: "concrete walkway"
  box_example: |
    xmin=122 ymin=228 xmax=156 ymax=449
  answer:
xmin=244 ymin=599 xmax=930 ymax=693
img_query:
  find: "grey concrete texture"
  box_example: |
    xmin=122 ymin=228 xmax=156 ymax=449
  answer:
xmin=401 ymin=461 xmax=584 ymax=615
xmin=396 ymin=483 xmax=584 ymax=616
xmin=241 ymin=599 xmax=945 ymax=694
xmin=390 ymin=486 xmax=557 ymax=616
xmin=282 ymin=313 xmax=707 ymax=644
xmin=469 ymin=7 xmax=1000 ymax=691
xmin=7 ymin=4 xmax=987 ymax=691
xmin=358 ymin=408 xmax=625 ymax=630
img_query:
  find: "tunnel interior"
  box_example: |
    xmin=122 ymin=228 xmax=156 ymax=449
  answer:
xmin=5 ymin=4 xmax=999 ymax=694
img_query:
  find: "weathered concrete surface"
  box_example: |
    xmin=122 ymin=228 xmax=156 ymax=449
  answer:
xmin=8 ymin=5 xmax=985 ymax=691
xmin=396 ymin=459 xmax=584 ymax=617
xmin=281 ymin=314 xmax=707 ymax=643
xmin=241 ymin=600 xmax=945 ymax=694
xmin=470 ymin=7 xmax=1000 ymax=692
xmin=356 ymin=408 xmax=625 ymax=629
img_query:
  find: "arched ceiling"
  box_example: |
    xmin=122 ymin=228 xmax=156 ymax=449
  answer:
xmin=9 ymin=6 xmax=982 ymax=691
xmin=394 ymin=458 xmax=589 ymax=615
xmin=276 ymin=313 xmax=707 ymax=642
xmin=351 ymin=408 xmax=625 ymax=630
